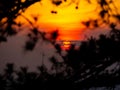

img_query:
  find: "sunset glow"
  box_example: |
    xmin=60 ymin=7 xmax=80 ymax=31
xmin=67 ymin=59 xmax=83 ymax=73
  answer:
xmin=15 ymin=0 xmax=120 ymax=40
xmin=61 ymin=41 xmax=71 ymax=50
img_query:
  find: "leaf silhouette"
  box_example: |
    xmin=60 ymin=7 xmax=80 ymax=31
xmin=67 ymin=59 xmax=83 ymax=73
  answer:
xmin=52 ymin=0 xmax=62 ymax=6
xmin=25 ymin=40 xmax=36 ymax=50
xmin=0 ymin=36 xmax=7 ymax=42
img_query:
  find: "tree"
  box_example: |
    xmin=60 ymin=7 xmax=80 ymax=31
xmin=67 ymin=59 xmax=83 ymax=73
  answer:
xmin=1 ymin=0 xmax=120 ymax=89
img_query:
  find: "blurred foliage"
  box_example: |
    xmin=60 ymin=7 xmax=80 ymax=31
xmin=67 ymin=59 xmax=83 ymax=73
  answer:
xmin=0 ymin=0 xmax=40 ymax=21
xmin=0 ymin=0 xmax=41 ymax=44
xmin=0 ymin=29 xmax=120 ymax=89
xmin=0 ymin=0 xmax=120 ymax=89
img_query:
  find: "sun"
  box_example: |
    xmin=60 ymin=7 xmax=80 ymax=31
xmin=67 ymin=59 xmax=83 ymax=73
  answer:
xmin=61 ymin=41 xmax=71 ymax=50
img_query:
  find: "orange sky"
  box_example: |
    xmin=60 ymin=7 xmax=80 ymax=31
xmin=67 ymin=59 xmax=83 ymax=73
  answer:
xmin=15 ymin=0 xmax=120 ymax=40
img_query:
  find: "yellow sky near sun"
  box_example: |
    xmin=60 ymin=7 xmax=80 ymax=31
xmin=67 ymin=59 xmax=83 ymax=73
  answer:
xmin=15 ymin=0 xmax=120 ymax=40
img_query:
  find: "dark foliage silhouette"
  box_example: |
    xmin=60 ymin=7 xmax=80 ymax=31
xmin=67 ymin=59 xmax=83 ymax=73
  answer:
xmin=1 ymin=0 xmax=120 ymax=90
xmin=1 ymin=29 xmax=120 ymax=90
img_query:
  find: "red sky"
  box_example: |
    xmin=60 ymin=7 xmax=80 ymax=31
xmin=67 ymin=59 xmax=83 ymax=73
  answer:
xmin=15 ymin=0 xmax=97 ymax=40
xmin=15 ymin=0 xmax=120 ymax=40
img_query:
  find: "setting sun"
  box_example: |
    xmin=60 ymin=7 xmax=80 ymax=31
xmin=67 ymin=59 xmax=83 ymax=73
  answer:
xmin=61 ymin=41 xmax=71 ymax=50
